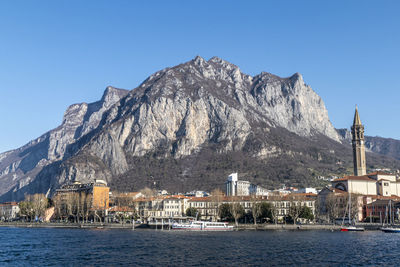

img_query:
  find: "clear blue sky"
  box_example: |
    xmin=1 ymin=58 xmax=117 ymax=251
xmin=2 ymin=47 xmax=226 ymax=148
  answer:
xmin=1 ymin=0 xmax=400 ymax=153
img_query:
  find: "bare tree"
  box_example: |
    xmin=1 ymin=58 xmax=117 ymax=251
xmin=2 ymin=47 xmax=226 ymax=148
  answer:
xmin=140 ymin=187 xmax=157 ymax=198
xmin=31 ymin=194 xmax=48 ymax=220
xmin=127 ymin=198 xmax=138 ymax=221
xmin=113 ymin=192 xmax=138 ymax=222
xmin=84 ymin=193 xmax=92 ymax=223
xmin=250 ymin=195 xmax=262 ymax=225
xmin=314 ymin=197 xmax=321 ymax=222
xmin=65 ymin=193 xmax=75 ymax=222
xmin=229 ymin=198 xmax=244 ymax=227
xmin=115 ymin=193 xmax=132 ymax=207
xmin=288 ymin=196 xmax=304 ymax=224
xmin=78 ymin=191 xmax=87 ymax=223
xmin=270 ymin=202 xmax=278 ymax=224
xmin=325 ymin=193 xmax=344 ymax=223
xmin=210 ymin=188 xmax=224 ymax=221
xmin=288 ymin=204 xmax=301 ymax=224
xmin=72 ymin=193 xmax=81 ymax=223
xmin=52 ymin=194 xmax=62 ymax=221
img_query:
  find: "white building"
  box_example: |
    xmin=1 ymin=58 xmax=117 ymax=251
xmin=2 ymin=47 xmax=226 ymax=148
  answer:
xmin=251 ymin=184 xmax=269 ymax=196
xmin=225 ymin=173 xmax=269 ymax=196
xmin=136 ymin=195 xmax=190 ymax=218
xmin=185 ymin=191 xmax=209 ymax=197
xmin=332 ymin=172 xmax=400 ymax=197
xmin=163 ymin=197 xmax=188 ymax=217
xmin=297 ymin=188 xmax=318 ymax=194
xmin=226 ymin=173 xmax=239 ymax=196
xmin=0 ymin=202 xmax=20 ymax=221
xmin=188 ymin=195 xmax=315 ymax=222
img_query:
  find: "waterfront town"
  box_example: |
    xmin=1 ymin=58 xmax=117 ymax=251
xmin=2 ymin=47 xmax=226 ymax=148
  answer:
xmin=1 ymin=108 xmax=400 ymax=228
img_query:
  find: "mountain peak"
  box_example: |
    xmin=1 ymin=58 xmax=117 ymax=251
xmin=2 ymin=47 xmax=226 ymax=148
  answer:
xmin=290 ymin=72 xmax=303 ymax=82
xmin=208 ymin=56 xmax=224 ymax=63
xmin=208 ymin=56 xmax=239 ymax=71
xmin=101 ymin=86 xmax=129 ymax=106
xmin=192 ymin=55 xmax=206 ymax=65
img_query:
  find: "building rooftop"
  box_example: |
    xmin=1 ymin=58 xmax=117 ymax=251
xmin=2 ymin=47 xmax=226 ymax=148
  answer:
xmin=108 ymin=206 xmax=135 ymax=212
xmin=367 ymin=171 xmax=394 ymax=176
xmin=0 ymin=202 xmax=18 ymax=206
xmin=333 ymin=175 xmax=376 ymax=182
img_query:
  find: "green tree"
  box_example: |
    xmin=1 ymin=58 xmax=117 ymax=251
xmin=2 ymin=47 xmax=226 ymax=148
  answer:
xmin=300 ymin=206 xmax=314 ymax=221
xmin=218 ymin=203 xmax=232 ymax=221
xmin=18 ymin=201 xmax=34 ymax=221
xmin=259 ymin=202 xmax=274 ymax=222
xmin=186 ymin=207 xmax=199 ymax=217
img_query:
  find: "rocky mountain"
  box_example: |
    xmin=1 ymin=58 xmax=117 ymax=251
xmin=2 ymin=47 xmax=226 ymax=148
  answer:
xmin=1 ymin=56 xmax=399 ymax=201
xmin=0 ymin=87 xmax=129 ymax=199
xmin=337 ymin=128 xmax=400 ymax=160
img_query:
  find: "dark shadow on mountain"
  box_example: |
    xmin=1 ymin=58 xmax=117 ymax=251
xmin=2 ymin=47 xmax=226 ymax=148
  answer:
xmin=0 ymin=161 xmax=62 ymax=202
xmin=17 ymin=135 xmax=50 ymax=174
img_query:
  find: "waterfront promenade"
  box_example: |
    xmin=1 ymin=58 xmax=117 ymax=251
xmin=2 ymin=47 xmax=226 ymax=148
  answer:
xmin=0 ymin=222 xmax=389 ymax=231
xmin=0 ymin=222 xmax=136 ymax=229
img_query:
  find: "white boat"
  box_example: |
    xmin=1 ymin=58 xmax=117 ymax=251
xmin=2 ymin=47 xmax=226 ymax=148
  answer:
xmin=171 ymin=221 xmax=234 ymax=231
xmin=381 ymin=227 xmax=400 ymax=233
xmin=340 ymin=225 xmax=365 ymax=232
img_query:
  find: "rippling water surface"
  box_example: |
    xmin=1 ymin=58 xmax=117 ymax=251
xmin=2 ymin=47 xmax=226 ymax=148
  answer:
xmin=1 ymin=227 xmax=399 ymax=266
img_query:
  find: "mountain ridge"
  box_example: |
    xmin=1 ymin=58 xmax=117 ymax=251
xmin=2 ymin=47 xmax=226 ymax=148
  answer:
xmin=1 ymin=56 xmax=399 ymax=201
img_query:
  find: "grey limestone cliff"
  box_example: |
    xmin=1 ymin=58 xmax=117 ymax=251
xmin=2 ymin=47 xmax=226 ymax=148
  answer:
xmin=1 ymin=56 xmax=398 ymax=201
xmin=0 ymin=87 xmax=129 ymax=198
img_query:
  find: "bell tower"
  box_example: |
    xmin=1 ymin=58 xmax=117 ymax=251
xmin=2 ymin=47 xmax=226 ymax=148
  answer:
xmin=351 ymin=106 xmax=366 ymax=176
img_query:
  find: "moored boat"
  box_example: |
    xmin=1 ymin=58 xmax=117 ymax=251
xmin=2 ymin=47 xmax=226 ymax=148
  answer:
xmin=340 ymin=226 xmax=365 ymax=232
xmin=380 ymin=200 xmax=399 ymax=233
xmin=381 ymin=227 xmax=400 ymax=233
xmin=340 ymin=188 xmax=364 ymax=232
xmin=172 ymin=221 xmax=234 ymax=231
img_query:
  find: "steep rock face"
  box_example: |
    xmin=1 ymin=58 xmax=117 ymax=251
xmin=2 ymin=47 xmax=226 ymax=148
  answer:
xmin=2 ymin=56 xmax=398 ymax=201
xmin=251 ymin=72 xmax=339 ymax=140
xmin=49 ymin=86 xmax=129 ymax=161
xmin=96 ymin=56 xmax=339 ymax=160
xmin=0 ymin=87 xmax=129 ymax=197
xmin=364 ymin=136 xmax=400 ymax=160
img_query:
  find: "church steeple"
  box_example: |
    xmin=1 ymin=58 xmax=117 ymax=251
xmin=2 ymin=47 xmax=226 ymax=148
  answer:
xmin=351 ymin=106 xmax=366 ymax=176
xmin=353 ymin=106 xmax=362 ymax=126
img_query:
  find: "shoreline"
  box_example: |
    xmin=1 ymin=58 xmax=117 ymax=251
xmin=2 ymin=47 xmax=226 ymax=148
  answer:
xmin=0 ymin=222 xmax=387 ymax=231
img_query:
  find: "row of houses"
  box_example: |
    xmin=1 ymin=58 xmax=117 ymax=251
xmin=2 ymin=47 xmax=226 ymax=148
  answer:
xmin=318 ymin=182 xmax=400 ymax=223
xmin=120 ymin=193 xmax=316 ymax=222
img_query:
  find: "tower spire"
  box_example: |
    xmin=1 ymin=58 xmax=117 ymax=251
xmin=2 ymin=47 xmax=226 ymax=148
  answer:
xmin=351 ymin=106 xmax=366 ymax=176
xmin=353 ymin=105 xmax=362 ymax=126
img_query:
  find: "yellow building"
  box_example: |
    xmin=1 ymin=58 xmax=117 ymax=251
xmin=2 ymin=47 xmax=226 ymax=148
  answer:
xmin=53 ymin=180 xmax=109 ymax=221
xmin=92 ymin=183 xmax=110 ymax=210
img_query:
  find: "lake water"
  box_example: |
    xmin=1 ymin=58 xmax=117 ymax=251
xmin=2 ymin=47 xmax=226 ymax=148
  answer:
xmin=0 ymin=227 xmax=399 ymax=266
